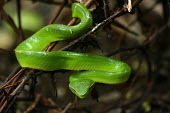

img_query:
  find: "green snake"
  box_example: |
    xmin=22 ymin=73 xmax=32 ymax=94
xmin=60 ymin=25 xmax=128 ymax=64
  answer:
xmin=15 ymin=3 xmax=131 ymax=98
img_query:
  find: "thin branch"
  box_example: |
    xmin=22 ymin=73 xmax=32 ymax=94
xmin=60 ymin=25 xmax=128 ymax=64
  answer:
xmin=129 ymin=72 xmax=158 ymax=113
xmin=48 ymin=0 xmax=68 ymax=24
xmin=16 ymin=0 xmax=24 ymax=41
xmin=33 ymin=0 xmax=70 ymax=6
xmin=0 ymin=0 xmax=145 ymax=112
xmin=59 ymin=8 xmax=126 ymax=51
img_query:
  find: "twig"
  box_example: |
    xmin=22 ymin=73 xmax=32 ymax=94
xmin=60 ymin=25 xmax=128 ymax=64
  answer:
xmin=48 ymin=0 xmax=68 ymax=24
xmin=0 ymin=1 xmax=95 ymax=112
xmin=0 ymin=68 xmax=26 ymax=90
xmin=127 ymin=0 xmax=132 ymax=12
xmin=103 ymin=0 xmax=108 ymax=18
xmin=107 ymin=23 xmax=168 ymax=58
xmin=57 ymin=0 xmax=144 ymax=52
xmin=16 ymin=0 xmax=24 ymax=41
xmin=6 ymin=65 xmax=21 ymax=81
xmin=59 ymin=8 xmax=126 ymax=51
xmin=61 ymin=102 xmax=72 ymax=113
xmin=47 ymin=0 xmax=94 ymax=50
xmin=24 ymin=94 xmax=41 ymax=113
xmin=0 ymin=0 xmax=145 ymax=112
xmin=1 ymin=69 xmax=38 ymax=113
xmin=0 ymin=8 xmax=19 ymax=36
xmin=129 ymin=72 xmax=158 ymax=113
xmin=33 ymin=0 xmax=70 ymax=6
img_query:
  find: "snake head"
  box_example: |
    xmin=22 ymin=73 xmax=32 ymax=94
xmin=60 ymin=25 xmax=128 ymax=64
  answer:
xmin=69 ymin=79 xmax=95 ymax=98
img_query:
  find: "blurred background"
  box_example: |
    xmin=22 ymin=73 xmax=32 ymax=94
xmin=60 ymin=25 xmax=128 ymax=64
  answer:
xmin=0 ymin=0 xmax=170 ymax=113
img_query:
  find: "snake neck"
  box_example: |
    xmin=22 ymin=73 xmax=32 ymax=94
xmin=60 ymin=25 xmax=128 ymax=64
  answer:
xmin=15 ymin=3 xmax=92 ymax=52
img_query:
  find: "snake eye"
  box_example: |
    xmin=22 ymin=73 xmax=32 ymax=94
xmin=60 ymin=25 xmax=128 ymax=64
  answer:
xmin=69 ymin=87 xmax=76 ymax=92
xmin=72 ymin=88 xmax=77 ymax=92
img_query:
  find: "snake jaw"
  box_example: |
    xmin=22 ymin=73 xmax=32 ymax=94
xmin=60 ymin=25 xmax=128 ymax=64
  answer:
xmin=69 ymin=79 xmax=95 ymax=98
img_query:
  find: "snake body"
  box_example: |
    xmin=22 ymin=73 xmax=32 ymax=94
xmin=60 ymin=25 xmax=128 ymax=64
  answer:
xmin=15 ymin=3 xmax=131 ymax=98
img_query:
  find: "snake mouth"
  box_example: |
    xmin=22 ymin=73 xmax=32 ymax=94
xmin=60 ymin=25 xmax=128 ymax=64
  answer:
xmin=69 ymin=79 xmax=95 ymax=98
xmin=69 ymin=86 xmax=94 ymax=98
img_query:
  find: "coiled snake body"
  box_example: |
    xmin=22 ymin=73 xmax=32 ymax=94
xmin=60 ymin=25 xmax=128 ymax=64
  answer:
xmin=15 ymin=3 xmax=131 ymax=98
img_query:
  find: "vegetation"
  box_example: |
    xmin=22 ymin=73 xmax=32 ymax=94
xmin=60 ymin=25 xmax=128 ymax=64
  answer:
xmin=0 ymin=0 xmax=169 ymax=113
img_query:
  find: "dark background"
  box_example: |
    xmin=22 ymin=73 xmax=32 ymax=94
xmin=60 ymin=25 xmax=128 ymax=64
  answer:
xmin=0 ymin=0 xmax=169 ymax=113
